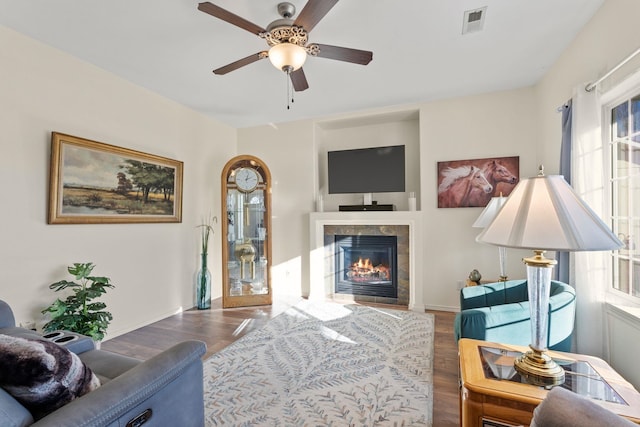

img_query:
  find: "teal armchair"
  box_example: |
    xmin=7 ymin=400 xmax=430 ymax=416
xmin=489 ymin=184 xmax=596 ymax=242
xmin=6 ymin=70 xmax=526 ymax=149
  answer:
xmin=453 ymin=279 xmax=576 ymax=351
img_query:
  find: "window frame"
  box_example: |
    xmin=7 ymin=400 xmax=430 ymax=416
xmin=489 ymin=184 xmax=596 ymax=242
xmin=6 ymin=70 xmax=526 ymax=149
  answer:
xmin=602 ymin=78 xmax=640 ymax=303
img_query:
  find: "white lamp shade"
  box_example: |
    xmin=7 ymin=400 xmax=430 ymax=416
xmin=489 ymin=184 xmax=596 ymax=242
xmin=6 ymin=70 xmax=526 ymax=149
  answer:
xmin=472 ymin=196 xmax=507 ymax=228
xmin=268 ymin=43 xmax=307 ymax=71
xmin=476 ymin=174 xmax=623 ymax=251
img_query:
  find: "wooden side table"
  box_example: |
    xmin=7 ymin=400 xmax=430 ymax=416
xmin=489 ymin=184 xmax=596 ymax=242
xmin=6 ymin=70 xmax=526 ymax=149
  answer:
xmin=459 ymin=338 xmax=640 ymax=426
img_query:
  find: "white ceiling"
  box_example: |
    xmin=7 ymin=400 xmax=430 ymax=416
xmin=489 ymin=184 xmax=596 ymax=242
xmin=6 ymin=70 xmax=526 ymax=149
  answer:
xmin=0 ymin=0 xmax=604 ymax=129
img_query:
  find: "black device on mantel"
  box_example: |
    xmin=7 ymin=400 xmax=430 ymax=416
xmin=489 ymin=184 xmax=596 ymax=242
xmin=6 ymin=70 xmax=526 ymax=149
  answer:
xmin=339 ymin=202 xmax=396 ymax=212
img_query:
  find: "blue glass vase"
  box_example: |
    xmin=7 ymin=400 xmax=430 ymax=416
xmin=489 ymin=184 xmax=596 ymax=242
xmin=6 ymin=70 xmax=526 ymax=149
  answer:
xmin=196 ymin=253 xmax=211 ymax=310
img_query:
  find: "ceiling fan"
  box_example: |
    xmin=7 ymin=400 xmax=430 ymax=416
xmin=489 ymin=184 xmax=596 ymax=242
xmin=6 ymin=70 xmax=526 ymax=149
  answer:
xmin=197 ymin=0 xmax=373 ymax=92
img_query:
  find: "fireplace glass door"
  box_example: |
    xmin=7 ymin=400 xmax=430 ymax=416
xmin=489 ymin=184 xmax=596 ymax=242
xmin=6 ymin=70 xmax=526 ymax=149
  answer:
xmin=334 ymin=235 xmax=398 ymax=298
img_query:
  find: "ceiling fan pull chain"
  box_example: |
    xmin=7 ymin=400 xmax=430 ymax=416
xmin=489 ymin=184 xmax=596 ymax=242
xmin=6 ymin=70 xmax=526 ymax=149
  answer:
xmin=286 ymin=71 xmax=290 ymax=110
xmin=286 ymin=70 xmax=294 ymax=110
xmin=291 ymin=77 xmax=295 ymax=107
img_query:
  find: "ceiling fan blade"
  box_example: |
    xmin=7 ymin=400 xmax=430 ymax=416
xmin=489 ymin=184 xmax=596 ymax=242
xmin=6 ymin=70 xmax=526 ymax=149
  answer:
xmin=198 ymin=2 xmax=266 ymax=35
xmin=290 ymin=68 xmax=309 ymax=92
xmin=313 ymin=44 xmax=373 ymax=65
xmin=213 ymin=52 xmax=267 ymax=75
xmin=293 ymin=0 xmax=339 ymax=32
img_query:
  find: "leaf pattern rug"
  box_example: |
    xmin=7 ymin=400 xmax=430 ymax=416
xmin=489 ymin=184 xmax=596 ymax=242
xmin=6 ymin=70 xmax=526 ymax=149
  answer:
xmin=203 ymin=300 xmax=434 ymax=426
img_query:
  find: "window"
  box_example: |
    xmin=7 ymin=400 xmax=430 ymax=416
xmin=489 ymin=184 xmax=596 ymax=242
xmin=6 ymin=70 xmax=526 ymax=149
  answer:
xmin=608 ymin=93 xmax=640 ymax=298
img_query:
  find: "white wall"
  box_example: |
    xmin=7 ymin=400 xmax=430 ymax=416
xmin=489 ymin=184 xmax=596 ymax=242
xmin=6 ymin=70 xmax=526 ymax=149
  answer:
xmin=0 ymin=26 xmax=236 ymax=339
xmin=315 ymin=111 xmax=421 ymax=212
xmin=537 ymin=0 xmax=640 ymax=173
xmin=3 ymin=0 xmax=636 ymax=361
xmin=535 ymin=0 xmax=640 ymax=358
xmin=237 ymin=121 xmax=316 ymax=298
xmin=419 ymin=88 xmax=538 ymax=310
xmin=236 ymin=2 xmax=640 ymax=355
xmin=238 ymin=88 xmax=538 ymax=310
xmin=604 ymin=304 xmax=640 ymax=390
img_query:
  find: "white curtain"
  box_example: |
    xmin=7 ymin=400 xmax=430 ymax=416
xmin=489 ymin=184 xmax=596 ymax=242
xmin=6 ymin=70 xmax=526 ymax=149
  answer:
xmin=571 ymin=85 xmax=610 ymax=358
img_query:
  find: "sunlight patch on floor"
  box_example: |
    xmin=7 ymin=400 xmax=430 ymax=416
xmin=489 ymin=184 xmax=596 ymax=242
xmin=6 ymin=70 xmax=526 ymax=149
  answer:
xmin=285 ymin=299 xmax=354 ymax=322
xmin=320 ymin=325 xmax=357 ymax=344
xmin=364 ymin=305 xmax=402 ymax=320
xmin=232 ymin=318 xmax=254 ymax=336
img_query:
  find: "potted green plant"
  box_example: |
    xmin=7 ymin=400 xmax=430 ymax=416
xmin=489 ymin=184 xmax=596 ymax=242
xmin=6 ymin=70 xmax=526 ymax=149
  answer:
xmin=41 ymin=262 xmax=114 ymax=342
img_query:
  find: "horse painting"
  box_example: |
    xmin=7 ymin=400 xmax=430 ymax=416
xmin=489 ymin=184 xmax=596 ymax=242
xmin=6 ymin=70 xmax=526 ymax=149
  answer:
xmin=438 ymin=166 xmax=493 ymax=208
xmin=475 ymin=159 xmax=519 ymax=206
xmin=437 ymin=156 xmax=519 ymax=208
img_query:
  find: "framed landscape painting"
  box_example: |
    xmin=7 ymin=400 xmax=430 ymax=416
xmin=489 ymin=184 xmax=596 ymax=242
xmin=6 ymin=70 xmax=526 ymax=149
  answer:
xmin=437 ymin=156 xmax=519 ymax=208
xmin=48 ymin=132 xmax=183 ymax=224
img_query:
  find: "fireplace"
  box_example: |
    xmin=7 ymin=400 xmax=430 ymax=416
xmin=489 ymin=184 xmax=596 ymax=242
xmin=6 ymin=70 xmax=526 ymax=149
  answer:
xmin=313 ymin=216 xmax=421 ymax=310
xmin=334 ymin=235 xmax=398 ymax=298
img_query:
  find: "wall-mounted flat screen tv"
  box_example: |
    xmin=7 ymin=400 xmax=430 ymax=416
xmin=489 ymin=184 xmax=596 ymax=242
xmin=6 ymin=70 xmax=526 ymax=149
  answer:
xmin=328 ymin=145 xmax=405 ymax=194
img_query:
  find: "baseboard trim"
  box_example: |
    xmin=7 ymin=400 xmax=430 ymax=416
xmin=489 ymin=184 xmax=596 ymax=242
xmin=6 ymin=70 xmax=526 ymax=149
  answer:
xmin=103 ymin=306 xmax=186 ymax=342
xmin=424 ymin=304 xmax=458 ymax=313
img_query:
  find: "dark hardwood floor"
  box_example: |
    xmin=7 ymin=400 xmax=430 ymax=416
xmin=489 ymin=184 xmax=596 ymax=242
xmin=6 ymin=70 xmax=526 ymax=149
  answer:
xmin=101 ymin=296 xmax=460 ymax=427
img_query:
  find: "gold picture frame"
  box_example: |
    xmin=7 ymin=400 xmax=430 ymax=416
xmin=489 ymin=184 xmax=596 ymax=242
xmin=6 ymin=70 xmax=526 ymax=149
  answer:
xmin=48 ymin=132 xmax=183 ymax=224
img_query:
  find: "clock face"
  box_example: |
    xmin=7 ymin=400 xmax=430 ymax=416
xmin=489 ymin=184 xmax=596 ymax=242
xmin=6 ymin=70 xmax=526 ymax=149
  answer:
xmin=235 ymin=167 xmax=259 ymax=193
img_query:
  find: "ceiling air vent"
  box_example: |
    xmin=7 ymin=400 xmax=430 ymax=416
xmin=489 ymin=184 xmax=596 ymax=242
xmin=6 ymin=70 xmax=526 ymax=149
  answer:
xmin=462 ymin=6 xmax=487 ymax=34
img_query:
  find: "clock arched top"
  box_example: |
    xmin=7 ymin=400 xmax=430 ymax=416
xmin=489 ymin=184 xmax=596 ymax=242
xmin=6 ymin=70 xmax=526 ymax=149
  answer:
xmin=222 ymin=155 xmax=271 ymax=191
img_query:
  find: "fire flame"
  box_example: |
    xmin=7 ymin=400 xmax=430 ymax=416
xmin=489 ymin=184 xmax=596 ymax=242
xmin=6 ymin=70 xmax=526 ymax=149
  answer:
xmin=348 ymin=258 xmax=389 ymax=282
xmin=354 ymin=257 xmax=373 ymax=271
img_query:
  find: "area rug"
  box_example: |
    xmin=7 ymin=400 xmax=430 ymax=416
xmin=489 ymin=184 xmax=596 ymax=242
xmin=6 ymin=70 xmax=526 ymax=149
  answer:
xmin=202 ymin=300 xmax=434 ymax=426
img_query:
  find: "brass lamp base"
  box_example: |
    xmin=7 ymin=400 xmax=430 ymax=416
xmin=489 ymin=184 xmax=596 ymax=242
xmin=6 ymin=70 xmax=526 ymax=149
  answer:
xmin=514 ymin=346 xmax=565 ymax=387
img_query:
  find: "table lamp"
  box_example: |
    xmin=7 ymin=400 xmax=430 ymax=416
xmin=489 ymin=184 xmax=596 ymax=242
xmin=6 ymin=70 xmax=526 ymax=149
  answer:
xmin=473 ymin=195 xmax=508 ymax=281
xmin=476 ymin=166 xmax=623 ymax=386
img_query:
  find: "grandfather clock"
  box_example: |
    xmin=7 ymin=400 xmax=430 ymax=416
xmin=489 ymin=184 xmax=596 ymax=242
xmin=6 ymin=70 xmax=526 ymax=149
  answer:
xmin=221 ymin=155 xmax=272 ymax=308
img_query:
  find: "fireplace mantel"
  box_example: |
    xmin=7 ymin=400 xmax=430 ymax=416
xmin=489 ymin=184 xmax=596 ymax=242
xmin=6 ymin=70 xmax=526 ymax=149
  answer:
xmin=309 ymin=211 xmax=425 ymax=312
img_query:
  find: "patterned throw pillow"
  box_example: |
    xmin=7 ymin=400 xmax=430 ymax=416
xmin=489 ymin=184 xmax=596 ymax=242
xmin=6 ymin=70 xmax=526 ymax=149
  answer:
xmin=0 ymin=334 xmax=100 ymax=419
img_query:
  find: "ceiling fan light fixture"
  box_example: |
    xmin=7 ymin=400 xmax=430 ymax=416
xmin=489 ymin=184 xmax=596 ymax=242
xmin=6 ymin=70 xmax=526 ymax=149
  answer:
xmin=268 ymin=42 xmax=307 ymax=72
